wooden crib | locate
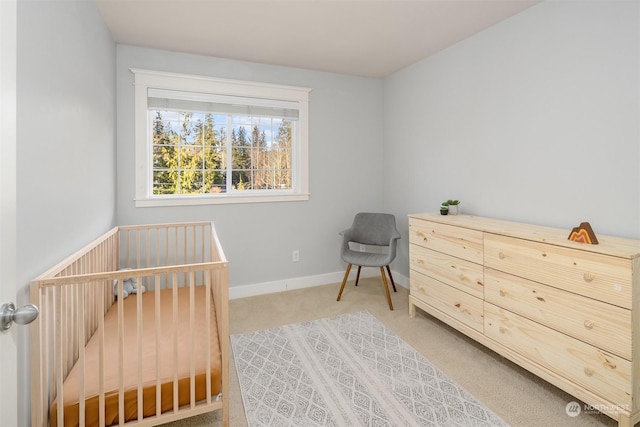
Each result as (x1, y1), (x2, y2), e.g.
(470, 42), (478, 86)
(30, 222), (229, 427)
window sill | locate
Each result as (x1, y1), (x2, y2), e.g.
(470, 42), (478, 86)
(135, 192), (310, 207)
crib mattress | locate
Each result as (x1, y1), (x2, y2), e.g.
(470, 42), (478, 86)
(50, 286), (222, 427)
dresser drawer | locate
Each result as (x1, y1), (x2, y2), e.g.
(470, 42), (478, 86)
(409, 219), (483, 264)
(485, 233), (632, 308)
(485, 268), (631, 359)
(410, 244), (484, 298)
(485, 303), (631, 406)
(410, 271), (484, 332)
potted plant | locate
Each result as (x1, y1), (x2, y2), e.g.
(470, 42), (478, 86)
(440, 203), (449, 215)
(446, 199), (460, 215)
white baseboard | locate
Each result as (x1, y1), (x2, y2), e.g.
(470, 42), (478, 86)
(229, 269), (409, 300)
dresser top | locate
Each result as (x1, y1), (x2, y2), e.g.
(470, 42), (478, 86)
(409, 213), (640, 259)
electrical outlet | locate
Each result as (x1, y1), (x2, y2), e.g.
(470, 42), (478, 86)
(292, 250), (300, 262)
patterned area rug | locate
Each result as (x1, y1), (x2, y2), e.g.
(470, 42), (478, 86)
(231, 311), (508, 427)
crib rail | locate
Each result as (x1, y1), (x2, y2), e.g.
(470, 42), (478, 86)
(30, 222), (229, 427)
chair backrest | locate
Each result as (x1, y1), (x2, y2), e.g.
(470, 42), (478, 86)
(348, 212), (399, 246)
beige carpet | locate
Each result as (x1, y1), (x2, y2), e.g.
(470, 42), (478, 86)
(163, 278), (618, 427)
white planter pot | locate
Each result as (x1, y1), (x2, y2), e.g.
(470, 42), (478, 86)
(448, 205), (460, 215)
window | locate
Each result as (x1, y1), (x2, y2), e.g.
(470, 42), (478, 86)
(132, 69), (310, 206)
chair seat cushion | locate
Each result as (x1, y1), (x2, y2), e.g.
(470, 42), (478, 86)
(342, 249), (392, 267)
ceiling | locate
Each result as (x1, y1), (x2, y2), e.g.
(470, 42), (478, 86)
(95, 0), (541, 78)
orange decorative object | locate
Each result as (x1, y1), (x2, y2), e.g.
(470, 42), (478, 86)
(568, 222), (599, 244)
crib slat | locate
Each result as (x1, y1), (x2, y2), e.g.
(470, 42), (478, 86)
(69, 269), (77, 373)
(124, 229), (130, 270)
(174, 227), (178, 267)
(117, 280), (125, 426)
(165, 227), (169, 272)
(155, 228), (160, 269)
(56, 287), (64, 427)
(192, 226), (196, 264)
(154, 275), (162, 418)
(78, 284), (86, 427)
(99, 287), (106, 427)
(172, 273), (179, 412)
(135, 229), (141, 270)
(183, 227), (187, 273)
(61, 282), (69, 377)
(200, 225), (205, 264)
(189, 272), (195, 408)
(136, 282), (143, 421)
(146, 229), (151, 269)
(47, 289), (55, 420)
(205, 271), (211, 405)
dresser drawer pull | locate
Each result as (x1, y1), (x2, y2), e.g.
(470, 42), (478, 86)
(499, 326), (508, 334)
(584, 320), (594, 330)
(583, 272), (595, 282)
(499, 289), (507, 297)
(498, 252), (506, 260)
(584, 366), (595, 377)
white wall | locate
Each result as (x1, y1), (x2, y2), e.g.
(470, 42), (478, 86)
(384, 0), (640, 274)
(116, 45), (385, 290)
(16, 0), (116, 423)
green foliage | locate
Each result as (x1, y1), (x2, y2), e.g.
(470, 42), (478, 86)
(152, 111), (293, 195)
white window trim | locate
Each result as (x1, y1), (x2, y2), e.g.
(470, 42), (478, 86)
(131, 68), (311, 207)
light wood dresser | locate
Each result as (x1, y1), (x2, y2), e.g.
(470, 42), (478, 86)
(408, 213), (640, 426)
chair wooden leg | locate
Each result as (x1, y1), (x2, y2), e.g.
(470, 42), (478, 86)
(354, 266), (362, 286)
(336, 264), (352, 301)
(385, 265), (397, 292)
(380, 267), (394, 310)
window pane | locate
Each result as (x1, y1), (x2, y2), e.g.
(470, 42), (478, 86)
(214, 125), (226, 148)
(153, 145), (178, 169)
(182, 147), (203, 169)
(232, 170), (252, 190)
(153, 170), (177, 195)
(231, 147), (250, 169)
(179, 170), (203, 194)
(205, 170), (226, 194)
(203, 147), (221, 168)
(276, 169), (291, 189)
(150, 108), (298, 196)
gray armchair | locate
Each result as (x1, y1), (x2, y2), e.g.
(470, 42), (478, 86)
(336, 212), (401, 310)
